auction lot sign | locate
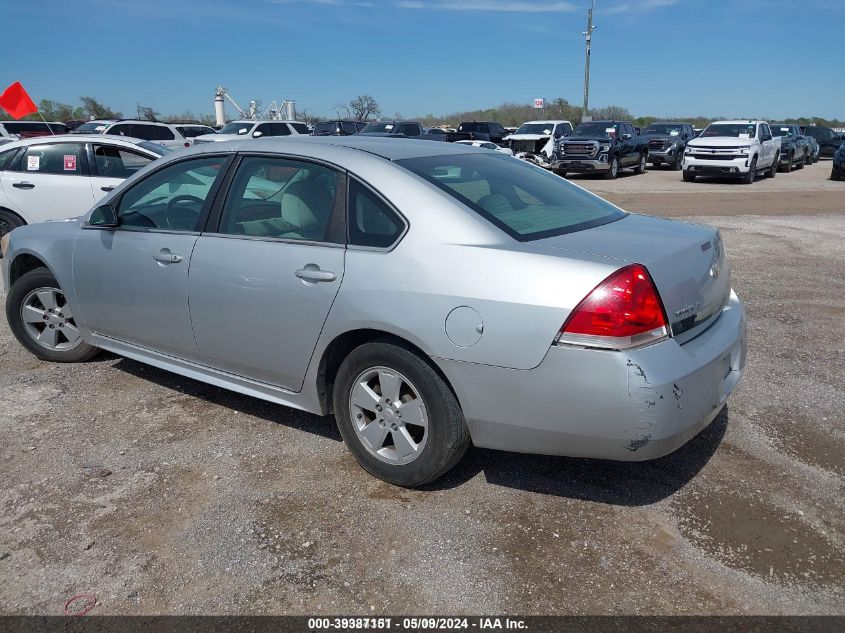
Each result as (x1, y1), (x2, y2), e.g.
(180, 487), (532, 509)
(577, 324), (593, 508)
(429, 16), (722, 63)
(1, 616), (843, 632)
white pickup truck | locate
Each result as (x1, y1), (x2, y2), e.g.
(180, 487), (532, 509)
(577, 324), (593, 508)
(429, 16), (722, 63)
(683, 120), (781, 184)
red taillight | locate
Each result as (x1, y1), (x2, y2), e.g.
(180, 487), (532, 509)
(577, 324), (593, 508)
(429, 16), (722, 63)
(557, 264), (669, 350)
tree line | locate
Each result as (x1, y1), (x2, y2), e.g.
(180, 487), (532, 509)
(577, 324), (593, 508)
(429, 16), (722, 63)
(2, 95), (842, 130)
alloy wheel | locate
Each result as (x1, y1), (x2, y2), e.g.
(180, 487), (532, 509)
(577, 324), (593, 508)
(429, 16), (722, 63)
(20, 287), (83, 351)
(349, 366), (429, 465)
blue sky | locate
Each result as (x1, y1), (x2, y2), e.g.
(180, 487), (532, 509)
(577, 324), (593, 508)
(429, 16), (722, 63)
(1, 0), (842, 120)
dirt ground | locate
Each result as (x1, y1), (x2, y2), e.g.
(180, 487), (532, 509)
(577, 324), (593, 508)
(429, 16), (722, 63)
(0, 161), (843, 615)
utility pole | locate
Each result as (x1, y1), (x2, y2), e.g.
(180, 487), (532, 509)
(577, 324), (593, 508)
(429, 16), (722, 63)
(581, 0), (596, 123)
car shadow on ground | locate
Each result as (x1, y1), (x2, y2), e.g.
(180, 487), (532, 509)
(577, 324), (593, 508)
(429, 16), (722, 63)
(111, 355), (342, 442)
(107, 354), (727, 505)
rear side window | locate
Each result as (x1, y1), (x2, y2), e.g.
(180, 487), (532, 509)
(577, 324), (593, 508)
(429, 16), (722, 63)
(21, 143), (86, 175)
(348, 180), (405, 248)
(93, 145), (154, 178)
(397, 153), (625, 241)
(268, 123), (291, 137)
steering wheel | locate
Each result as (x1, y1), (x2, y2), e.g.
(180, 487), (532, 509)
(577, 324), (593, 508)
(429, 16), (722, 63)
(166, 195), (204, 212)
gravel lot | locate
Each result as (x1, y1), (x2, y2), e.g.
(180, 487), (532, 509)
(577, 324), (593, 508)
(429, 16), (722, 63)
(0, 162), (843, 615)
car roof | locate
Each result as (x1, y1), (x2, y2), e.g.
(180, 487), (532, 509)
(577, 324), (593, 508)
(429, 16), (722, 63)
(520, 120), (569, 125)
(0, 134), (158, 150)
(713, 120), (764, 124)
(185, 135), (480, 162)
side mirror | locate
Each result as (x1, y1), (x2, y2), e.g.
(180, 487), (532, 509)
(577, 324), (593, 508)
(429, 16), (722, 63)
(88, 204), (118, 228)
(253, 131), (263, 138)
(621, 133), (632, 140)
(553, 133), (562, 139)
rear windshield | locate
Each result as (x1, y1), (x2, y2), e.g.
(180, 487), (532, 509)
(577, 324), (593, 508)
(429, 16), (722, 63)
(73, 122), (109, 133)
(360, 122), (394, 133)
(397, 153), (625, 241)
(290, 122), (309, 134)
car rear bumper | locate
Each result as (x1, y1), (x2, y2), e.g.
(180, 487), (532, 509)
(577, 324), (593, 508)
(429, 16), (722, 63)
(437, 290), (746, 461)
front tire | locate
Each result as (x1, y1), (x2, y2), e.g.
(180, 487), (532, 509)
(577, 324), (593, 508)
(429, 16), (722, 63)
(743, 157), (757, 184)
(683, 170), (696, 183)
(797, 151), (806, 169)
(768, 154), (778, 178)
(6, 268), (99, 363)
(634, 152), (647, 175)
(673, 151), (684, 171)
(333, 340), (470, 487)
(604, 155), (620, 180)
(784, 152), (793, 173)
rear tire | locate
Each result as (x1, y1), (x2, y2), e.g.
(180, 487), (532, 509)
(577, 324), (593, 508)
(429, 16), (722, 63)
(6, 268), (100, 363)
(683, 170), (696, 183)
(743, 157), (757, 184)
(0, 208), (25, 238)
(333, 340), (470, 487)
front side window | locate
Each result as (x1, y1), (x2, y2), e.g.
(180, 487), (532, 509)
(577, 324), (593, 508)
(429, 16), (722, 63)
(0, 148), (19, 171)
(115, 156), (227, 231)
(21, 143), (86, 175)
(348, 180), (405, 248)
(217, 156), (341, 242)
(93, 145), (155, 178)
(397, 153), (625, 241)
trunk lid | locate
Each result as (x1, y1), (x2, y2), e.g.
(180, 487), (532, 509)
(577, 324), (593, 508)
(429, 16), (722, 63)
(534, 214), (731, 343)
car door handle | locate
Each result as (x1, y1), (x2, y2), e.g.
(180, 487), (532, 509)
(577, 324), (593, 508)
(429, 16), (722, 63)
(153, 249), (183, 265)
(12, 182), (35, 189)
(101, 186), (115, 192)
(295, 266), (336, 283)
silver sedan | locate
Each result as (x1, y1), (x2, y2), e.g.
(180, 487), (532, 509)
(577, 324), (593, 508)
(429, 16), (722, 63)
(1, 137), (746, 486)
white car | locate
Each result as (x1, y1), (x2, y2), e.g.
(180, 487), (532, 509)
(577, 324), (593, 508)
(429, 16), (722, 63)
(0, 135), (168, 236)
(72, 120), (215, 147)
(194, 120), (309, 144)
(683, 120), (781, 184)
(505, 120), (573, 167)
(455, 140), (514, 155)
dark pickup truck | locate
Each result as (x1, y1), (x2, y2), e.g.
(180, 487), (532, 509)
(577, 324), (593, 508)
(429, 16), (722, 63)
(802, 125), (845, 159)
(422, 128), (473, 143)
(553, 120), (649, 179)
(456, 121), (508, 145)
(770, 123), (811, 172)
(643, 121), (696, 170)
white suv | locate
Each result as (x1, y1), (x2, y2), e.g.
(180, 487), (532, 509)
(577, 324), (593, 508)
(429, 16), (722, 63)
(0, 135), (168, 236)
(194, 120), (309, 144)
(97, 120), (197, 149)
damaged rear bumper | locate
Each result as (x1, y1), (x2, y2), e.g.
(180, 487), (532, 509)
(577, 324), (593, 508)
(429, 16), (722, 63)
(436, 290), (747, 461)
